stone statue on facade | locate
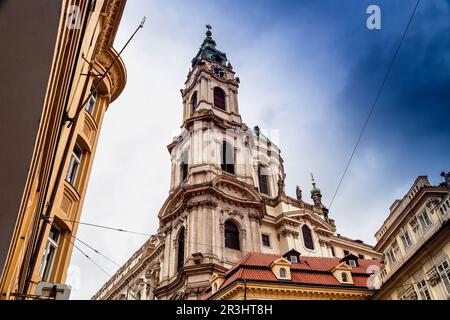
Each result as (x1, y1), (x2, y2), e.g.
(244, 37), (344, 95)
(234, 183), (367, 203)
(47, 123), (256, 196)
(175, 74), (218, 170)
(296, 185), (302, 201)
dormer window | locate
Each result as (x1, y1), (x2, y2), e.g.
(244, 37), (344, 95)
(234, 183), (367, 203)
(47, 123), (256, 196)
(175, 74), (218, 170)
(289, 256), (298, 263)
(341, 272), (348, 283)
(348, 260), (357, 268)
(279, 268), (287, 278)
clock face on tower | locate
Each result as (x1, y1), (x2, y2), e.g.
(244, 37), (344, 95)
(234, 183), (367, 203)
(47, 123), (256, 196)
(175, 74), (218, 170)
(212, 65), (227, 79)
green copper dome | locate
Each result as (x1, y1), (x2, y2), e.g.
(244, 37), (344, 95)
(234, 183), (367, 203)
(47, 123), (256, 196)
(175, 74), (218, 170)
(192, 25), (228, 68)
(252, 126), (271, 143)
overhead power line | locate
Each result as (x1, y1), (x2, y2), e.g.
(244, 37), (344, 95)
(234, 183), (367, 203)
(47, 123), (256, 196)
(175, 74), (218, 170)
(328, 0), (421, 210)
(50, 216), (152, 237)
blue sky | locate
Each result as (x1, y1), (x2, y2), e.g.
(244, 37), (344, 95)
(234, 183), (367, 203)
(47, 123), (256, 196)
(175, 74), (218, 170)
(69, 0), (450, 299)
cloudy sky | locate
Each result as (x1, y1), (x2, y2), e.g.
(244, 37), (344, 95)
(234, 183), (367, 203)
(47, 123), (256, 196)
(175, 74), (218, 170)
(68, 0), (450, 299)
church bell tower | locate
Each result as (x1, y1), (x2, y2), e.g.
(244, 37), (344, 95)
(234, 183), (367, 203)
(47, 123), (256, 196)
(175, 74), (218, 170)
(154, 26), (282, 300)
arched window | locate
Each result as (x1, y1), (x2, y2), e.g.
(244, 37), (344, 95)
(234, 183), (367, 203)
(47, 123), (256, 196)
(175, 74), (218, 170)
(190, 91), (198, 113)
(224, 220), (240, 250)
(302, 225), (314, 250)
(279, 268), (287, 278)
(213, 87), (226, 111)
(341, 272), (348, 283)
(220, 141), (234, 174)
(181, 148), (189, 181)
(258, 166), (269, 195)
(177, 227), (185, 271)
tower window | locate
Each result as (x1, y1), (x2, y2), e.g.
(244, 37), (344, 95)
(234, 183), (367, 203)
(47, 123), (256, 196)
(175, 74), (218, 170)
(220, 141), (234, 174)
(177, 227), (185, 272)
(258, 166), (269, 195)
(181, 148), (189, 182)
(261, 234), (270, 247)
(302, 225), (314, 250)
(66, 144), (83, 186)
(213, 87), (226, 111)
(224, 220), (240, 250)
(190, 91), (198, 113)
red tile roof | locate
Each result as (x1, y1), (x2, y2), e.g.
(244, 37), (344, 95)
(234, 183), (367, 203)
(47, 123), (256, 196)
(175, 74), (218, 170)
(219, 252), (382, 291)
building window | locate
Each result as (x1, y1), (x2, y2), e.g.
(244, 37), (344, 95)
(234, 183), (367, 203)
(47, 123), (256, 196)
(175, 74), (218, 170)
(279, 268), (287, 278)
(220, 141), (234, 174)
(330, 246), (336, 257)
(258, 166), (269, 195)
(261, 234), (270, 247)
(177, 227), (185, 272)
(417, 279), (432, 300)
(437, 259), (450, 295)
(418, 211), (432, 230)
(39, 225), (60, 281)
(213, 87), (226, 111)
(289, 255), (298, 263)
(66, 145), (83, 186)
(224, 220), (240, 250)
(400, 230), (413, 249)
(341, 272), (348, 283)
(302, 225), (314, 250)
(85, 89), (97, 115)
(181, 148), (189, 182)
(348, 260), (357, 268)
(386, 248), (397, 265)
(190, 91), (198, 113)
(343, 250), (349, 256)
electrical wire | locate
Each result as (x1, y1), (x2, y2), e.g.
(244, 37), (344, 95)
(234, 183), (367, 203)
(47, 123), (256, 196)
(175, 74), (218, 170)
(328, 0), (421, 210)
(49, 216), (152, 237)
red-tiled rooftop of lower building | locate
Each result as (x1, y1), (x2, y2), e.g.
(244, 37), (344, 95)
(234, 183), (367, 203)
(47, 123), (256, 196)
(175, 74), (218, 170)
(219, 252), (382, 291)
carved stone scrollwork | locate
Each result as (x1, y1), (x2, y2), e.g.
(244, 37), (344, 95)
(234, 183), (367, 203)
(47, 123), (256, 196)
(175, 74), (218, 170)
(427, 268), (441, 286)
(277, 222), (299, 239)
(409, 216), (419, 232)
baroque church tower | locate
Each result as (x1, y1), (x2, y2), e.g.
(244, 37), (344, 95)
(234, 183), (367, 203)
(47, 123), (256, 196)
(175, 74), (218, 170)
(92, 27), (381, 301)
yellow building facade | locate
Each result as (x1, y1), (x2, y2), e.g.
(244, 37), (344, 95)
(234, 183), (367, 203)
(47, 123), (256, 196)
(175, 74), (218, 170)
(0, 0), (127, 299)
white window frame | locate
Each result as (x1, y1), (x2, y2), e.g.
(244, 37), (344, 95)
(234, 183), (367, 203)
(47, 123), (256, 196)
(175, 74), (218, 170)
(386, 248), (397, 265)
(66, 145), (82, 186)
(85, 89), (97, 115)
(348, 260), (357, 268)
(418, 211), (432, 230)
(400, 229), (413, 249)
(416, 279), (432, 300)
(289, 255), (298, 263)
(437, 259), (450, 296)
(39, 226), (60, 281)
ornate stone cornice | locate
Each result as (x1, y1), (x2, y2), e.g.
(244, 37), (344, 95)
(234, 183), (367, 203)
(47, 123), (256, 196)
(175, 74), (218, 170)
(93, 0), (127, 102)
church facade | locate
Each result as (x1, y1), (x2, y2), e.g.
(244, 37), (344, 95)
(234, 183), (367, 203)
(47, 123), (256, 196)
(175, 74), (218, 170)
(92, 28), (381, 300)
